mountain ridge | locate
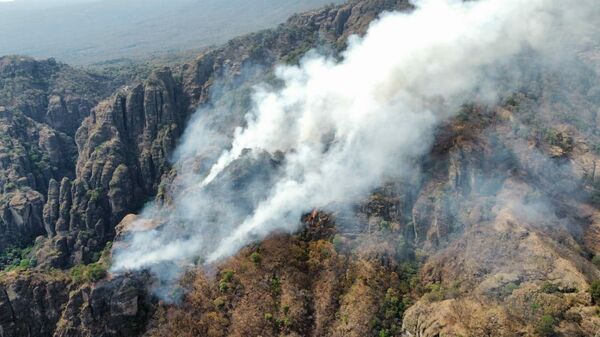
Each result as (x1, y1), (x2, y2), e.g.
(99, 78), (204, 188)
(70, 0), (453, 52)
(1, 0), (600, 336)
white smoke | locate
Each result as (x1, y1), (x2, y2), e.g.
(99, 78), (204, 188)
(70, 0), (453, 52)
(112, 0), (597, 273)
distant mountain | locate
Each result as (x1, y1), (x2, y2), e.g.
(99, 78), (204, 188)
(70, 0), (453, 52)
(0, 0), (344, 64)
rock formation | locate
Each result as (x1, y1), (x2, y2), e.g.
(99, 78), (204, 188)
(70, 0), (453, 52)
(1, 0), (600, 336)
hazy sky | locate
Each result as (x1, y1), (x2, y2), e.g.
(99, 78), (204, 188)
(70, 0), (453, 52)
(0, 0), (99, 5)
(0, 0), (99, 6)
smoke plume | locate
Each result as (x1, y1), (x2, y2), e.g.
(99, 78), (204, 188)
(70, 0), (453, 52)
(111, 0), (597, 279)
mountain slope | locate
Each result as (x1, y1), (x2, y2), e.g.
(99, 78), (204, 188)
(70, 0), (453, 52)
(1, 0), (600, 337)
(0, 1), (415, 336)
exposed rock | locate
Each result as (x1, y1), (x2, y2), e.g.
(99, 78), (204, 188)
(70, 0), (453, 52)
(54, 274), (153, 337)
(2, 1), (600, 337)
(36, 0), (415, 267)
(0, 270), (153, 337)
(0, 56), (119, 135)
(0, 56), (119, 251)
(43, 179), (60, 237)
(56, 178), (72, 234)
(0, 271), (70, 337)
(0, 189), (45, 250)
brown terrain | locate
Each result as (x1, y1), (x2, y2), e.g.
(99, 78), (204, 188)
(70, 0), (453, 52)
(1, 1), (600, 336)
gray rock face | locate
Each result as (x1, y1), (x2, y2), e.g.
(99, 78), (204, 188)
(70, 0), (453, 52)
(33, 0), (413, 268)
(0, 56), (122, 251)
(43, 179), (60, 237)
(0, 190), (46, 250)
(0, 1), (416, 336)
(54, 274), (153, 337)
(39, 68), (188, 266)
(0, 117), (69, 251)
(0, 271), (152, 337)
(0, 56), (118, 136)
(0, 272), (70, 337)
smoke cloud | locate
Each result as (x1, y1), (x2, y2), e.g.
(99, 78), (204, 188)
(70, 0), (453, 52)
(111, 0), (598, 279)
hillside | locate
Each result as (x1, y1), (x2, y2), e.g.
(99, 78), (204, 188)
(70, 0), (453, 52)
(1, 0), (600, 337)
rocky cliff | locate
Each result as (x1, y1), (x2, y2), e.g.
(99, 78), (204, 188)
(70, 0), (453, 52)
(32, 0), (414, 270)
(0, 56), (122, 255)
(0, 269), (151, 337)
(0, 2), (415, 336)
(1, 0), (600, 336)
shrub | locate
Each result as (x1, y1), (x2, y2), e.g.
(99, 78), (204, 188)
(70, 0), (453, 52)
(283, 43), (312, 65)
(0, 245), (34, 271)
(374, 288), (408, 337)
(156, 181), (168, 200)
(592, 255), (600, 268)
(332, 235), (343, 251)
(192, 256), (204, 265)
(591, 143), (600, 155)
(221, 270), (233, 282)
(379, 329), (391, 337)
(378, 220), (391, 230)
(270, 276), (281, 295)
(335, 39), (347, 51)
(86, 188), (103, 203)
(219, 270), (234, 293)
(382, 288), (404, 320)
(91, 252), (101, 263)
(505, 94), (521, 107)
(592, 193), (600, 208)
(535, 314), (556, 337)
(542, 128), (573, 153)
(70, 265), (87, 282)
(541, 281), (560, 294)
(4, 182), (16, 192)
(276, 317), (292, 328)
(590, 280), (600, 304)
(398, 261), (421, 295)
(18, 259), (30, 268)
(168, 287), (185, 303)
(218, 281), (229, 292)
(499, 282), (519, 299)
(70, 262), (107, 283)
(87, 263), (107, 281)
(456, 104), (474, 123)
(250, 252), (261, 265)
(423, 282), (459, 302)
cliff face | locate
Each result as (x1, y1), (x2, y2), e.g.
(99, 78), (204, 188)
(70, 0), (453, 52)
(32, 0), (414, 270)
(0, 2), (414, 336)
(1, 0), (600, 336)
(0, 56), (114, 136)
(0, 270), (151, 337)
(0, 56), (119, 254)
(35, 67), (187, 268)
(0, 271), (70, 337)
